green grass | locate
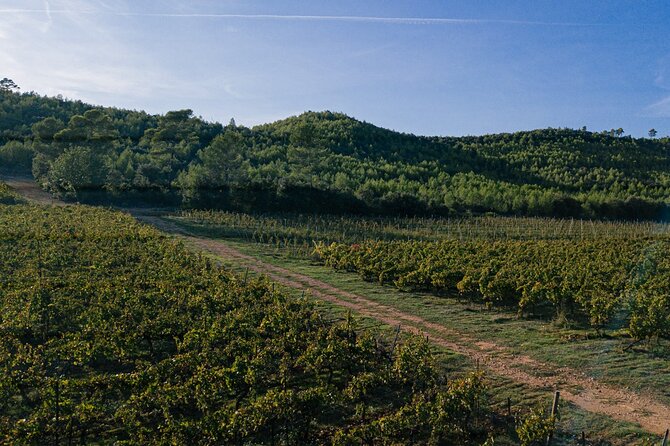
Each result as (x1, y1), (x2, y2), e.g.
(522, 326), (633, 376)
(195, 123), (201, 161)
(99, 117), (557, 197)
(212, 237), (670, 399)
(169, 225), (665, 445)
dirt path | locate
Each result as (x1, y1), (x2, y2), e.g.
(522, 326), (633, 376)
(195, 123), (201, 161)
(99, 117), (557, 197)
(1, 174), (67, 206)
(2, 176), (667, 437)
(136, 214), (670, 436)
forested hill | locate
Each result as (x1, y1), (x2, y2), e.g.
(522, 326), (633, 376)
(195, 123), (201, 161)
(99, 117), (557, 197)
(1, 87), (669, 219)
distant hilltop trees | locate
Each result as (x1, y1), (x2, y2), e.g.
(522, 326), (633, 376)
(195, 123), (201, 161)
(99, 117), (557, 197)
(0, 78), (19, 93)
(0, 85), (669, 219)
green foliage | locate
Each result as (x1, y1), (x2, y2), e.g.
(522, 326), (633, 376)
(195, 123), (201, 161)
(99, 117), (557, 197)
(515, 407), (555, 446)
(32, 116), (65, 141)
(0, 204), (491, 444)
(184, 209), (670, 239)
(629, 281), (670, 342)
(178, 209), (670, 341)
(46, 147), (109, 195)
(176, 129), (249, 203)
(0, 91), (90, 145)
(0, 181), (23, 204)
(0, 140), (33, 170)
(1, 90), (670, 218)
(0, 78), (19, 93)
(313, 237), (668, 332)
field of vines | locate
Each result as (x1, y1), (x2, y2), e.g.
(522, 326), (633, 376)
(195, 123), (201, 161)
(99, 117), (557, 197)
(314, 238), (670, 340)
(0, 202), (504, 445)
(174, 210), (670, 341)
(175, 210), (670, 257)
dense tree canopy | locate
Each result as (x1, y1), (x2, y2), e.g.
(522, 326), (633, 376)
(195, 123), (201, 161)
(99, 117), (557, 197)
(1, 89), (669, 219)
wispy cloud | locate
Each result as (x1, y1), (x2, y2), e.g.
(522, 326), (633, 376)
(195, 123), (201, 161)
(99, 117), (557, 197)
(42, 0), (53, 32)
(0, 9), (603, 27)
(0, 0), (185, 102)
(642, 54), (670, 117)
(654, 55), (670, 90)
(644, 96), (670, 118)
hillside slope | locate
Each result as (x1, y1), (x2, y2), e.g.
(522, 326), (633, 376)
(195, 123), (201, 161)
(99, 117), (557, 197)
(1, 91), (669, 219)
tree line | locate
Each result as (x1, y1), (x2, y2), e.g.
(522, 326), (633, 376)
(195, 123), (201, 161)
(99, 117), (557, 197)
(1, 83), (670, 219)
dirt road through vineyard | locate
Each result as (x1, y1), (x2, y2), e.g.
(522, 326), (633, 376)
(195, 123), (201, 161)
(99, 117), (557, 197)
(136, 214), (670, 436)
(2, 176), (668, 436)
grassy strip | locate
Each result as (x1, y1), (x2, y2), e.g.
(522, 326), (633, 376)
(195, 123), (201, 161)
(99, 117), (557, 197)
(169, 227), (658, 444)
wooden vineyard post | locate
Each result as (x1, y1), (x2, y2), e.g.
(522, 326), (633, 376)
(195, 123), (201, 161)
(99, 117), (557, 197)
(507, 397), (511, 418)
(550, 390), (560, 417)
(546, 391), (560, 446)
(662, 429), (669, 446)
(581, 431), (586, 446)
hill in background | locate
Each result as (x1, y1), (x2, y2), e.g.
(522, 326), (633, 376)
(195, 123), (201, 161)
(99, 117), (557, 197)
(1, 89), (669, 219)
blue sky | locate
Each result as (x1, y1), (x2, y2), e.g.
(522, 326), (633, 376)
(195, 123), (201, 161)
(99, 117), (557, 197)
(1, 0), (669, 137)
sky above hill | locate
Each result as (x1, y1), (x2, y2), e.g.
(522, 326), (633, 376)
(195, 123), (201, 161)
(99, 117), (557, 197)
(1, 0), (669, 137)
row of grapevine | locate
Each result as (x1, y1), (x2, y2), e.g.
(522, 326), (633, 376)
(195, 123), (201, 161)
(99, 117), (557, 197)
(314, 238), (670, 338)
(177, 209), (670, 245)
(0, 203), (496, 444)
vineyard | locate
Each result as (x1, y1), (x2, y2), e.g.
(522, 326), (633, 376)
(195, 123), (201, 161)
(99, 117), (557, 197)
(313, 238), (670, 340)
(163, 208), (670, 440)
(0, 202), (507, 445)
(174, 209), (670, 257)
(173, 210), (670, 341)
